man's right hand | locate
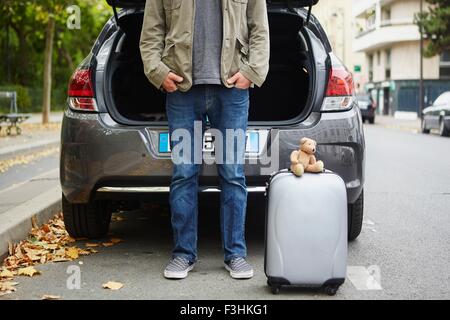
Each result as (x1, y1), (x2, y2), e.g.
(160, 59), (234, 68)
(162, 72), (184, 93)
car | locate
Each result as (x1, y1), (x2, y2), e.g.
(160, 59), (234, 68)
(421, 91), (450, 137)
(60, 0), (366, 241)
(356, 94), (376, 124)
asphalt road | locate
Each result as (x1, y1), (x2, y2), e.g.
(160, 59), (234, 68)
(2, 124), (449, 300)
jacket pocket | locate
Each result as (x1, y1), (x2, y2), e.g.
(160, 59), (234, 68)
(232, 0), (248, 3)
(236, 37), (249, 56)
(163, 0), (182, 10)
(162, 42), (175, 58)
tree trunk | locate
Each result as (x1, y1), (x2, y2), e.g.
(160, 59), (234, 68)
(42, 16), (55, 124)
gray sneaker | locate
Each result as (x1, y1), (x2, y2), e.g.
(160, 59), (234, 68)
(224, 257), (254, 279)
(164, 257), (194, 279)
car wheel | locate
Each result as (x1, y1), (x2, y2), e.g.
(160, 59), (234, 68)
(369, 118), (375, 124)
(348, 190), (364, 241)
(439, 119), (449, 137)
(62, 193), (112, 239)
(421, 118), (430, 134)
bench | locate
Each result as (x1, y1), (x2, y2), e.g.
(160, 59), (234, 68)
(0, 91), (31, 135)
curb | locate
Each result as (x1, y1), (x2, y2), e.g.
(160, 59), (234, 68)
(0, 139), (60, 160)
(0, 186), (62, 260)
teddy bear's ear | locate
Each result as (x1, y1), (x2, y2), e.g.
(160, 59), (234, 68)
(300, 138), (308, 145)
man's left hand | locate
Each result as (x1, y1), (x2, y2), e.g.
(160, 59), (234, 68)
(227, 72), (252, 89)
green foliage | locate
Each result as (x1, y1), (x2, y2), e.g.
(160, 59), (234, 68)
(0, 0), (112, 110)
(415, 0), (450, 57)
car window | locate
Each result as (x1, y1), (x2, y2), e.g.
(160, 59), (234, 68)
(357, 96), (371, 102)
(434, 92), (450, 107)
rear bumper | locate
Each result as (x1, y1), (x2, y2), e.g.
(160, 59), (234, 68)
(60, 105), (365, 204)
(360, 108), (375, 119)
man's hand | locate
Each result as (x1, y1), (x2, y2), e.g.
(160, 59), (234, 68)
(162, 72), (184, 92)
(227, 72), (252, 89)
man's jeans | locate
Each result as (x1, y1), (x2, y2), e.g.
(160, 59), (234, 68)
(166, 84), (249, 263)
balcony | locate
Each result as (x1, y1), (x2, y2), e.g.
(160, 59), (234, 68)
(353, 0), (397, 18)
(354, 19), (420, 52)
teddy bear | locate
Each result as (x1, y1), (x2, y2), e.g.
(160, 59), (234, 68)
(290, 137), (324, 177)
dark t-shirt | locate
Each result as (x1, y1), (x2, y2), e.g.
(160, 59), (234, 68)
(192, 0), (223, 85)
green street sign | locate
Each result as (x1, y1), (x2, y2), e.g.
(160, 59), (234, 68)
(354, 65), (362, 72)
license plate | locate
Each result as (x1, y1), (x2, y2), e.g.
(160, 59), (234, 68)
(158, 131), (259, 154)
(358, 102), (369, 110)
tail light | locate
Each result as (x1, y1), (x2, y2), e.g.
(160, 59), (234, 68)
(68, 58), (97, 112)
(321, 55), (355, 112)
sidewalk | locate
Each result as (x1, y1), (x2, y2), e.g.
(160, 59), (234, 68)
(0, 112), (63, 258)
(0, 112), (62, 159)
(374, 115), (421, 133)
(26, 111), (64, 124)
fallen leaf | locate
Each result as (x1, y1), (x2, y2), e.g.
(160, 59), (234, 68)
(66, 247), (79, 260)
(17, 266), (40, 277)
(112, 216), (125, 222)
(66, 237), (76, 243)
(102, 242), (114, 247)
(110, 238), (123, 244)
(0, 269), (15, 278)
(52, 257), (71, 263)
(102, 281), (124, 290)
(8, 242), (14, 255)
(31, 215), (38, 229)
(42, 224), (51, 233)
(0, 281), (18, 292)
(41, 294), (61, 300)
(85, 243), (100, 248)
(78, 249), (93, 256)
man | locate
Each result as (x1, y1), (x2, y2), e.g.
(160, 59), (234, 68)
(140, 0), (270, 280)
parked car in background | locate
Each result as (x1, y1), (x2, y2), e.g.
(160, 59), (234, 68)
(60, 0), (366, 242)
(421, 91), (450, 137)
(356, 95), (376, 124)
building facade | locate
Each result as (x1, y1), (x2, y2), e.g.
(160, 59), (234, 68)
(313, 0), (366, 91)
(352, 0), (450, 118)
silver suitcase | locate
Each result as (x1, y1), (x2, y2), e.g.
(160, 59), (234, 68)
(264, 170), (348, 295)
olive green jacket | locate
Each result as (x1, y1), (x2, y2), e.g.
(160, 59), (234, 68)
(139, 0), (270, 91)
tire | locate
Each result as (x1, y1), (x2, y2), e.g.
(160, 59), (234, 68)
(439, 119), (449, 137)
(368, 118), (375, 124)
(324, 285), (339, 296)
(348, 190), (364, 241)
(421, 118), (430, 134)
(62, 193), (112, 239)
(270, 286), (280, 295)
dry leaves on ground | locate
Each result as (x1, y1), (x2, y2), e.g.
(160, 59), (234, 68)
(17, 266), (40, 277)
(2, 214), (93, 272)
(102, 281), (124, 291)
(41, 294), (61, 300)
(111, 214), (125, 222)
(0, 281), (18, 295)
(0, 147), (59, 173)
(1, 213), (125, 296)
(0, 214), (96, 296)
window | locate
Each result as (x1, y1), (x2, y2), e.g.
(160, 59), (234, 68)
(368, 54), (374, 82)
(385, 49), (391, 80)
(377, 51), (381, 66)
(440, 50), (450, 79)
(382, 7), (391, 25)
